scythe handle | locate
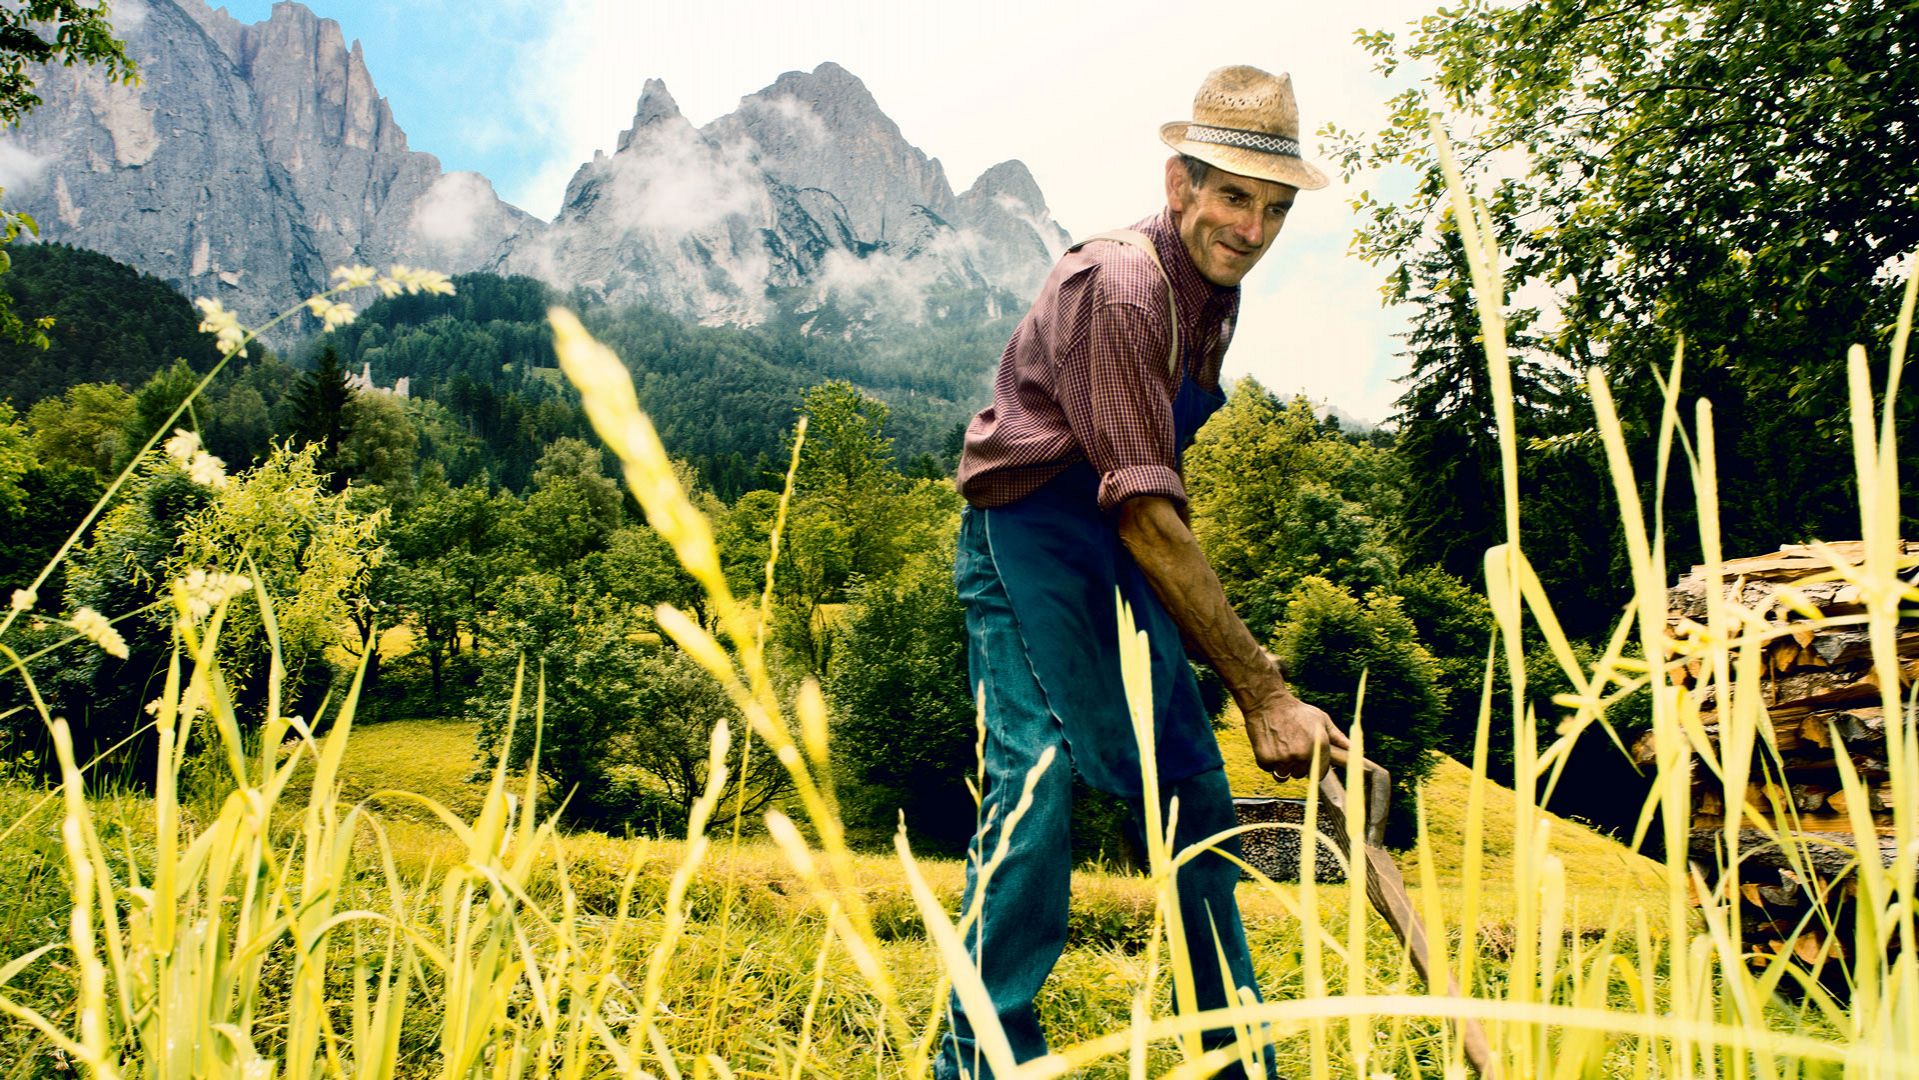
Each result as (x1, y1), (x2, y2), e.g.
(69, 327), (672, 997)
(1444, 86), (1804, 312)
(1289, 762), (1502, 1079)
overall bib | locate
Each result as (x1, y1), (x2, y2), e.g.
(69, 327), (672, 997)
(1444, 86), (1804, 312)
(938, 233), (1272, 1080)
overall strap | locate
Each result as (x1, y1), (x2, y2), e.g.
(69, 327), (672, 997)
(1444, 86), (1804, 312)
(1066, 229), (1179, 377)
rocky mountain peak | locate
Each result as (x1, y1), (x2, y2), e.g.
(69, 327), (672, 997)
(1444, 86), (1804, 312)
(757, 61), (890, 135)
(955, 160), (1072, 297)
(15, 11), (1061, 332)
(7, 0), (534, 328)
(964, 160), (1050, 217)
(705, 62), (959, 249)
(241, 0), (402, 156)
(617, 78), (687, 151)
(178, 0), (248, 60)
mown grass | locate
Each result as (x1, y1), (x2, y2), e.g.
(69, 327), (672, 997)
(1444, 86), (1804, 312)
(0, 727), (1832, 1078)
(330, 714), (1666, 923)
(0, 766), (1569, 1078)
(0, 711), (1675, 1075)
(1221, 730), (1665, 908)
(261, 709), (1662, 926)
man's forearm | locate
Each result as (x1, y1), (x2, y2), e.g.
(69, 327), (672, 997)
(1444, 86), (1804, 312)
(1115, 494), (1287, 710)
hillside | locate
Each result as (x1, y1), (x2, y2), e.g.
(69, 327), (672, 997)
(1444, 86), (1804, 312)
(0, 243), (220, 406)
(328, 717), (1664, 920)
(1217, 735), (1664, 899)
(4, 252), (1007, 496)
(331, 271), (1009, 491)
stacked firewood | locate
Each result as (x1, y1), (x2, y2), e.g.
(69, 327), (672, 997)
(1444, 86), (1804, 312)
(1234, 797), (1346, 883)
(1635, 542), (1918, 979)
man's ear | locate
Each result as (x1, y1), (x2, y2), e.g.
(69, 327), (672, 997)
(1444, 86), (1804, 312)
(1165, 156), (1193, 212)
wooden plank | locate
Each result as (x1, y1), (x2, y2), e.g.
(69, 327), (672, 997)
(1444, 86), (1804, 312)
(1770, 640), (1799, 674)
(1793, 629), (1919, 671)
(1792, 932), (1825, 965)
(1691, 807), (1892, 835)
(1667, 558), (1911, 621)
(1795, 706), (1887, 747)
(1695, 666), (1910, 718)
(1686, 541), (1919, 584)
(1785, 811), (1894, 834)
(1826, 785), (1896, 814)
(1787, 781), (1833, 812)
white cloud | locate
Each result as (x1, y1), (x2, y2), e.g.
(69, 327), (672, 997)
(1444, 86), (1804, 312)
(815, 249), (940, 325)
(1227, 242), (1408, 427)
(992, 191), (1068, 262)
(598, 126), (768, 237)
(113, 0), (148, 32)
(456, 114), (517, 155)
(410, 171), (499, 248)
(812, 224), (988, 324)
(0, 139), (50, 193)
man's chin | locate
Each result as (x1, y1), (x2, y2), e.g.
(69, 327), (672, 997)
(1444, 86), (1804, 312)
(1205, 252), (1258, 286)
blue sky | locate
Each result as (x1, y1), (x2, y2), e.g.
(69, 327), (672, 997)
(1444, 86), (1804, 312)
(205, 0), (1432, 423)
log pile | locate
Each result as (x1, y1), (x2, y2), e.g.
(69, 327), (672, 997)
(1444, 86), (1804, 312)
(1233, 797), (1346, 883)
(1635, 542), (1918, 981)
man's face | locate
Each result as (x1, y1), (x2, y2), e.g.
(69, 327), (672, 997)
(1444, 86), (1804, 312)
(1165, 160), (1297, 287)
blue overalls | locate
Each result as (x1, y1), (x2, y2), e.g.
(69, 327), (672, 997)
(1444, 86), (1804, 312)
(937, 248), (1272, 1078)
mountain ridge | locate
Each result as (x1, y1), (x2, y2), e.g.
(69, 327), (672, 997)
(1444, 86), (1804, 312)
(1, 0), (1066, 332)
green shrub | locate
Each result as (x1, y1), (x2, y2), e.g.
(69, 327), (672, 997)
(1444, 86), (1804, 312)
(476, 606), (788, 834)
(1274, 576), (1444, 843)
(825, 544), (976, 851)
(1389, 566), (1496, 765)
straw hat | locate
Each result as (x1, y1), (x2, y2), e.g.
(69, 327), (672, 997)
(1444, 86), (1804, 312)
(1159, 66), (1329, 191)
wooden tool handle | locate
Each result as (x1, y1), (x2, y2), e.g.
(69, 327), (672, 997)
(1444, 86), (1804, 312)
(1285, 764), (1502, 1079)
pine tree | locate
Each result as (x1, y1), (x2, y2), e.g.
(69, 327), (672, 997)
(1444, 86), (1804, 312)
(1387, 213), (1617, 636)
(285, 343), (355, 489)
(1389, 215), (1556, 581)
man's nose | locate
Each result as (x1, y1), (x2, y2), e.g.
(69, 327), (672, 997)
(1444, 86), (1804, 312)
(1234, 210), (1266, 249)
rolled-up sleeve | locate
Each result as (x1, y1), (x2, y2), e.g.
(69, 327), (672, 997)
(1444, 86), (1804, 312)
(1056, 298), (1183, 513)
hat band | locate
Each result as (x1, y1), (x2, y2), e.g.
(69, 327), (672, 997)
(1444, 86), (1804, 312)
(1185, 123), (1300, 159)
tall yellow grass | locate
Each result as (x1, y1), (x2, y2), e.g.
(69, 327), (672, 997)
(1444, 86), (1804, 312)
(0, 146), (1912, 1077)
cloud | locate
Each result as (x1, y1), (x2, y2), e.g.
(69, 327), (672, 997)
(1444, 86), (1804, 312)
(598, 127), (768, 237)
(812, 237), (964, 326)
(990, 191), (1068, 262)
(113, 0), (148, 33)
(508, 121), (781, 323)
(812, 217), (1015, 325)
(455, 114), (517, 156)
(812, 249), (934, 325)
(0, 139), (50, 193)
(1225, 232), (1406, 427)
(744, 94), (829, 145)
(410, 171), (500, 248)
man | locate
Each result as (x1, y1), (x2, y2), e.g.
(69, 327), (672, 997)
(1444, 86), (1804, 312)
(938, 66), (1351, 1080)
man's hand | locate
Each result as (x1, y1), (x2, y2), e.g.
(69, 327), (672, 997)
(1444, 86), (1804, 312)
(1243, 688), (1349, 780)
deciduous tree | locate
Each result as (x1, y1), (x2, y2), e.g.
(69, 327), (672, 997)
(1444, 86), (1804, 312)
(1330, 0), (1919, 563)
(826, 544), (975, 850)
(1275, 576), (1444, 842)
